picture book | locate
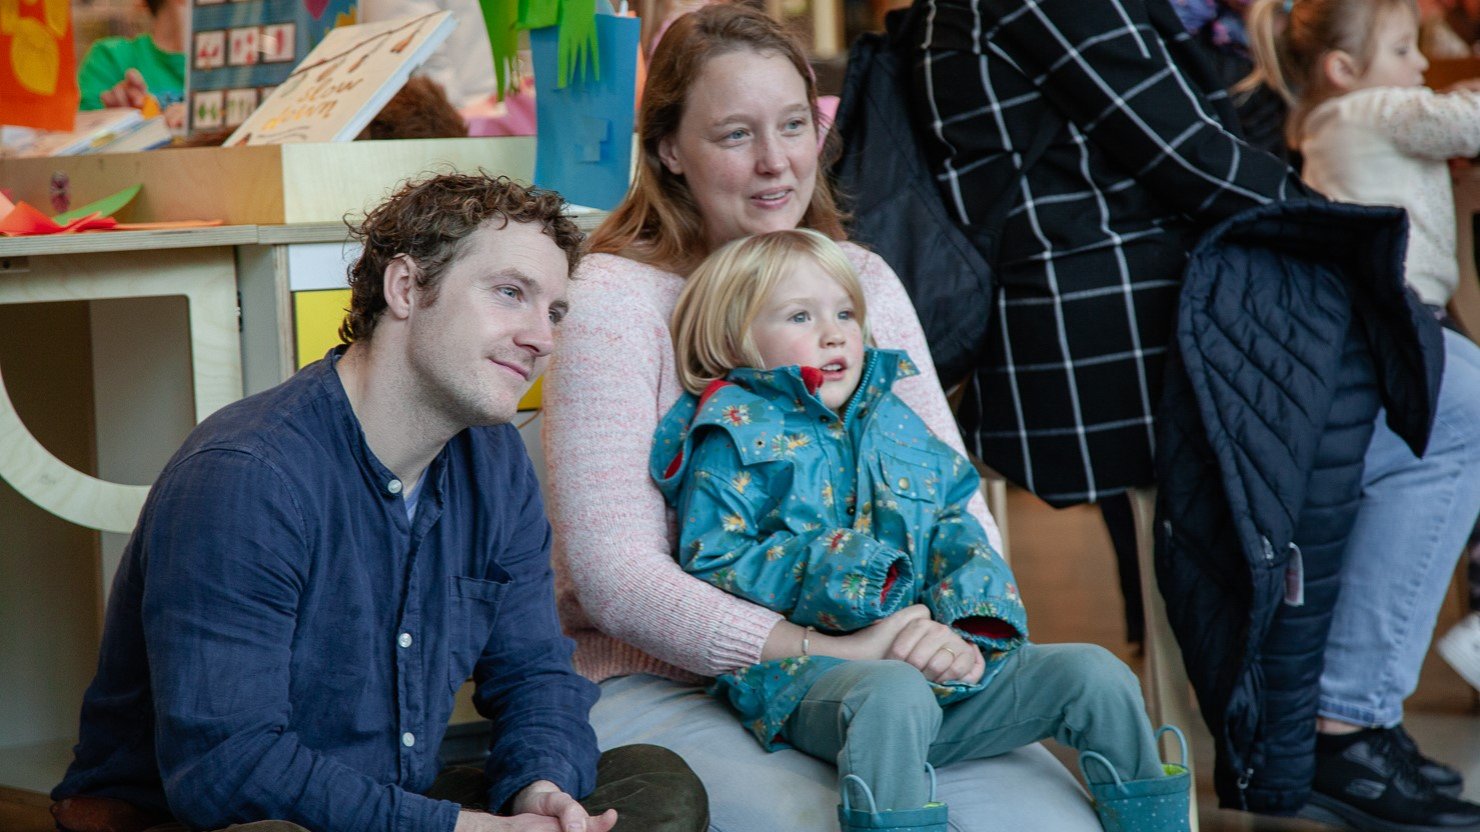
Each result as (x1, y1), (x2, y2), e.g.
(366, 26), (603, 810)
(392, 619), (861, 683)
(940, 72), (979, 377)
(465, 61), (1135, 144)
(187, 0), (359, 135)
(0, 109), (170, 157)
(222, 10), (455, 145)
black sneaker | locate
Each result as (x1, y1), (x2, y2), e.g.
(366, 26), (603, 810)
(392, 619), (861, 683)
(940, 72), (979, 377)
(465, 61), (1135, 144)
(1391, 724), (1465, 797)
(1299, 727), (1480, 831)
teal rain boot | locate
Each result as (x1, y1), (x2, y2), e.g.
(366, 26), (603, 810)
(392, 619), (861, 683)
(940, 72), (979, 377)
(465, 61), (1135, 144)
(1078, 725), (1193, 832)
(837, 764), (950, 832)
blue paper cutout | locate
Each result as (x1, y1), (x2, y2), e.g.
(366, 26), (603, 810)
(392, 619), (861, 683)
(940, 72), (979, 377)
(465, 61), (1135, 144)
(531, 13), (638, 211)
(577, 116), (610, 162)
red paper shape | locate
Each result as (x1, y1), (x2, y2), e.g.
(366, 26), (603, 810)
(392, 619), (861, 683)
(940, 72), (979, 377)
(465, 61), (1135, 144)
(0, 202), (119, 236)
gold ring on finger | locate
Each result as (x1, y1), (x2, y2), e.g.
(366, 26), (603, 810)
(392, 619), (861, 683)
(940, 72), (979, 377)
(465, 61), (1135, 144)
(937, 645), (959, 659)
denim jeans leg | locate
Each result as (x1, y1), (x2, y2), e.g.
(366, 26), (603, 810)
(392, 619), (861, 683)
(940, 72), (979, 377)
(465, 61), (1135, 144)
(1319, 330), (1480, 726)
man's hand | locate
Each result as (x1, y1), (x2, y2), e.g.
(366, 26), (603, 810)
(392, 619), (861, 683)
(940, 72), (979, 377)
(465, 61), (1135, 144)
(99, 68), (152, 109)
(510, 780), (617, 832)
(454, 810), (558, 831)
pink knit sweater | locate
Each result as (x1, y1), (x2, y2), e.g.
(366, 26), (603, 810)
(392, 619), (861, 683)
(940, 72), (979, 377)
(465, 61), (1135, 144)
(542, 246), (1002, 684)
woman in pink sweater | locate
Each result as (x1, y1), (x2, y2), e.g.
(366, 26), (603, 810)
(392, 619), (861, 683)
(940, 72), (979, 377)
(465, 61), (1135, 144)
(541, 5), (1100, 829)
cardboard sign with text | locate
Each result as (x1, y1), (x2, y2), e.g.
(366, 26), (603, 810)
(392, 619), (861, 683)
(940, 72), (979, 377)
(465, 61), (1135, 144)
(222, 10), (453, 144)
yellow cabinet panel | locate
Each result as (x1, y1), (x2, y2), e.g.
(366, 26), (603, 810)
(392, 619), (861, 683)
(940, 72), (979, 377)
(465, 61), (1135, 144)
(291, 289), (543, 410)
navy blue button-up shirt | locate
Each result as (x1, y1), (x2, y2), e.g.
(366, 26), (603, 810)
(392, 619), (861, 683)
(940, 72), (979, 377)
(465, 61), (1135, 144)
(54, 351), (600, 832)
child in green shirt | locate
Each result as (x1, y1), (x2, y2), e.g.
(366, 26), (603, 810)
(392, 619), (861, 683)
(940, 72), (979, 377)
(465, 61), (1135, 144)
(78, 0), (187, 123)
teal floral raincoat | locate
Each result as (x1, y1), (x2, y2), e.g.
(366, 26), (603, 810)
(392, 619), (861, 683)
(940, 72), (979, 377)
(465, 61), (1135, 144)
(650, 348), (1028, 749)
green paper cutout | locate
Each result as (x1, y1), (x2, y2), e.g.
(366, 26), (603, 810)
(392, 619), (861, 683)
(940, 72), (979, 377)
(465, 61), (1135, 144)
(480, 0), (521, 99)
(556, 0), (600, 88)
(519, 0), (558, 29)
(480, 0), (602, 98)
(52, 184), (143, 225)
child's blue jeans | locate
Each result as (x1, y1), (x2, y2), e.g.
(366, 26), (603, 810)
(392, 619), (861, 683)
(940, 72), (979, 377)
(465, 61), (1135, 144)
(1320, 329), (1480, 726)
(783, 643), (1162, 811)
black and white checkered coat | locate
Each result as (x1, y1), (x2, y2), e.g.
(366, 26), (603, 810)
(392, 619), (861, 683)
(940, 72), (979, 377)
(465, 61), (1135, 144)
(911, 0), (1312, 506)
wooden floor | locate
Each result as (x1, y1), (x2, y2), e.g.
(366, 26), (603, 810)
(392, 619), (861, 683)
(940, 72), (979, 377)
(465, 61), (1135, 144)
(0, 789), (51, 832)
(5, 486), (1477, 831)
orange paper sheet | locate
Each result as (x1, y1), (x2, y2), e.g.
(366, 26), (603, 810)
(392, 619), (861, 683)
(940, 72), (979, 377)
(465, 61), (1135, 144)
(0, 184), (220, 236)
(0, 201), (118, 235)
(111, 220), (225, 230)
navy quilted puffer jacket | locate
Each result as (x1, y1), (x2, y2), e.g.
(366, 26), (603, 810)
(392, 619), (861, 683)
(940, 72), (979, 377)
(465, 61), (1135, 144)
(1155, 200), (1444, 814)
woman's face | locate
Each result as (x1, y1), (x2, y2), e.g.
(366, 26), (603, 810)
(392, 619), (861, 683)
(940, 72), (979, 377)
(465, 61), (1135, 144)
(658, 48), (818, 249)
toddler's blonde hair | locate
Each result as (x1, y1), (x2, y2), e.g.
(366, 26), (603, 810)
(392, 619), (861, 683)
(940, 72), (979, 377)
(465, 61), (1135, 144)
(671, 229), (869, 396)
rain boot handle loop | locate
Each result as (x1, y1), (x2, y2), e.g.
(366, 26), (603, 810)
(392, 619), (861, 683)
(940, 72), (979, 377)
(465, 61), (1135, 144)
(1157, 725), (1189, 768)
(839, 764), (940, 813)
(1078, 751), (1126, 793)
(1077, 725), (1189, 792)
(840, 774), (879, 815)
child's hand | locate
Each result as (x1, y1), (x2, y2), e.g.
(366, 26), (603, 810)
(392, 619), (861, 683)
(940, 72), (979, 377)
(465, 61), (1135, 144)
(1444, 77), (1480, 93)
(887, 616), (986, 685)
(100, 69), (152, 109)
(830, 604), (932, 661)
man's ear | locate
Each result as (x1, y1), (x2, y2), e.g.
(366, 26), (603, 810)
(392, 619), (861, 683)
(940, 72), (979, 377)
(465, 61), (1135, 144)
(383, 255), (418, 321)
(1323, 49), (1363, 91)
(657, 134), (684, 176)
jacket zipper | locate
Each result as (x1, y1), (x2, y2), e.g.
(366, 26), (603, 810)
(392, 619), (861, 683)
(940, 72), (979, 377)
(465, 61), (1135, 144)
(1236, 766), (1254, 810)
(842, 351), (880, 428)
(1168, 518), (1261, 811)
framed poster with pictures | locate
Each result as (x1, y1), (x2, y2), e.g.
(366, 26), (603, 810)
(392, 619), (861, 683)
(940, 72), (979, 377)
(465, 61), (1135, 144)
(187, 0), (358, 135)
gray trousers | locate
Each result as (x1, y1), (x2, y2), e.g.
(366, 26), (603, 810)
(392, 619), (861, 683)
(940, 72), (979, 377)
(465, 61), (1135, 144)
(784, 643), (1163, 811)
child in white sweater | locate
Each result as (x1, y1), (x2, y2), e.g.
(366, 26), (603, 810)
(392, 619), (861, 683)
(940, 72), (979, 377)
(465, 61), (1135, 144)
(1246, 0), (1480, 307)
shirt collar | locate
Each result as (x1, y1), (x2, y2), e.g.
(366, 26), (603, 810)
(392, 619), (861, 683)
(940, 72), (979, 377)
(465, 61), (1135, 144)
(314, 346), (451, 508)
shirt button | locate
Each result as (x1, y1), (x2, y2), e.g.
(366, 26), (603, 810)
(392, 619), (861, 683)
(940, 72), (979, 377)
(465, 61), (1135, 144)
(401, 732), (416, 747)
(387, 479), (403, 495)
(898, 478), (910, 490)
(398, 632), (412, 648)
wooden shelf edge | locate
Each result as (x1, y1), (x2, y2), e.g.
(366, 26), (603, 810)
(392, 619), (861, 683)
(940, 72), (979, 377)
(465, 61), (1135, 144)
(0, 738), (75, 799)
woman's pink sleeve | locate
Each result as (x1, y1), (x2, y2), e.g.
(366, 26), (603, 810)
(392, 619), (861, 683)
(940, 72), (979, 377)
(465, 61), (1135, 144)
(542, 258), (782, 675)
(854, 249), (1005, 552)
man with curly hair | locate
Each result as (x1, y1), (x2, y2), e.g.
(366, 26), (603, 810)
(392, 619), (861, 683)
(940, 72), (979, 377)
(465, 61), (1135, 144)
(48, 174), (708, 832)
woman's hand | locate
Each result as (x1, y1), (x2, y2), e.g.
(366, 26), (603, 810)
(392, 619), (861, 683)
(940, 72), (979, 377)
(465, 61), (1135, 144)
(828, 604), (933, 661)
(886, 614), (986, 685)
(766, 605), (986, 684)
(767, 604), (933, 662)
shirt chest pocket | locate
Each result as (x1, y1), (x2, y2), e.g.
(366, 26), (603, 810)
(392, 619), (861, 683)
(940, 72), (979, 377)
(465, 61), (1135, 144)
(872, 452), (944, 545)
(447, 571), (511, 693)
(875, 452), (941, 503)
